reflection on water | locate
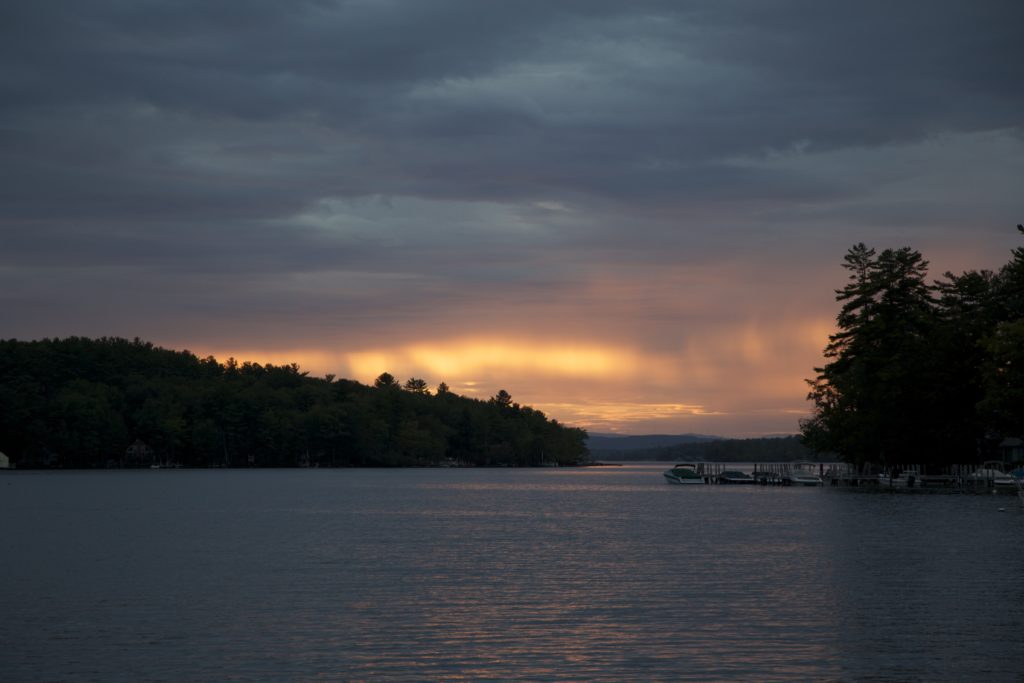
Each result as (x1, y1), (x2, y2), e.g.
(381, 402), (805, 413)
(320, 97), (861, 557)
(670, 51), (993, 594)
(2, 465), (1023, 681)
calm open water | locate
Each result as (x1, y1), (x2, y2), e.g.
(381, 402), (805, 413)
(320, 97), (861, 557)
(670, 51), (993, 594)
(2, 464), (1023, 682)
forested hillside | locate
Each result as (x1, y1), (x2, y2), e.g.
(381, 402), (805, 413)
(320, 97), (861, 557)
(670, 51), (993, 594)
(0, 337), (587, 468)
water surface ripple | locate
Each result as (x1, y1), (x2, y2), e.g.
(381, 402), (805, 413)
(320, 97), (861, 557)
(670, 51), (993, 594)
(2, 465), (1022, 681)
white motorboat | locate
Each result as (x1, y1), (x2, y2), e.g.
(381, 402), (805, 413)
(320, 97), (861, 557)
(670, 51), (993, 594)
(968, 462), (1018, 492)
(786, 462), (823, 486)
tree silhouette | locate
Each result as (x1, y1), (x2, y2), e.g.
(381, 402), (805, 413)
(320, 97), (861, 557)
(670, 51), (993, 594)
(803, 229), (1024, 467)
(0, 338), (588, 468)
(403, 377), (429, 394)
(490, 389), (513, 407)
(373, 372), (398, 389)
(803, 245), (936, 466)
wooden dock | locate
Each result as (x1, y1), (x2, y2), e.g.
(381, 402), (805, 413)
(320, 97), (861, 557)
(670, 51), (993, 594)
(675, 462), (1022, 493)
(814, 462), (1014, 491)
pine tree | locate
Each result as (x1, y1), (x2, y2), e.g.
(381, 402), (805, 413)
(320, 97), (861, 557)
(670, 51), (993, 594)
(802, 245), (934, 466)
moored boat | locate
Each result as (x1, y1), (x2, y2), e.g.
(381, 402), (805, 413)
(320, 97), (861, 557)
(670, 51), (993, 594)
(718, 470), (755, 484)
(877, 471), (919, 489)
(785, 461), (823, 486)
(968, 461), (1018, 492)
(962, 462), (1019, 493)
(664, 463), (705, 485)
(754, 470), (784, 485)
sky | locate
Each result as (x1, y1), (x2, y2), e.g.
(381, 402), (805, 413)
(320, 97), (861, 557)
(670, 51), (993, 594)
(3, 1), (1023, 436)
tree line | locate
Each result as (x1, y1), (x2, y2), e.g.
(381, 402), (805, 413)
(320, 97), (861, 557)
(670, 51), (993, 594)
(0, 337), (588, 468)
(801, 227), (1024, 468)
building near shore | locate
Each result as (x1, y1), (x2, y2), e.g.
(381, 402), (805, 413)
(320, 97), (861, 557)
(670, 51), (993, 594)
(124, 440), (154, 468)
(999, 438), (1023, 463)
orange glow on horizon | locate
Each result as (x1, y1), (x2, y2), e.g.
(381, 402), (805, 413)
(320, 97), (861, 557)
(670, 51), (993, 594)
(346, 339), (679, 384)
(188, 316), (833, 436)
(532, 400), (722, 431)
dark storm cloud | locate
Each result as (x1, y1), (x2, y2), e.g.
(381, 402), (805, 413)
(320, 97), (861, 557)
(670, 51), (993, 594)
(2, 0), (1023, 328)
(5, 1), (1021, 183)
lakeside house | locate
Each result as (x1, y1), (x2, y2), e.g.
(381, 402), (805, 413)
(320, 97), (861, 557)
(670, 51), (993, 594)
(124, 439), (155, 468)
(999, 438), (1023, 464)
(0, 451), (9, 469)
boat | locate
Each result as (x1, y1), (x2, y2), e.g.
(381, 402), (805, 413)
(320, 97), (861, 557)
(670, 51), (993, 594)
(785, 462), (823, 486)
(754, 470), (784, 485)
(877, 470), (919, 489)
(718, 470), (755, 484)
(822, 464), (853, 483)
(664, 463), (705, 485)
(968, 462), (1018, 492)
(1012, 467), (1024, 504)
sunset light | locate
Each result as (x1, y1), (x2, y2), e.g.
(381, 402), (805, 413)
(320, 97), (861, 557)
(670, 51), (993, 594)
(188, 313), (835, 435)
(4, 2), (1020, 440)
(4, 4), (1023, 680)
(350, 340), (659, 382)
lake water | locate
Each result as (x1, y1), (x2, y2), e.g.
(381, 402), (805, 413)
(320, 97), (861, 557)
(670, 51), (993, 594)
(2, 464), (1023, 682)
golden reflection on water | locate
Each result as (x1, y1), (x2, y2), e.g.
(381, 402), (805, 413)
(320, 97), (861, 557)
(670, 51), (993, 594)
(329, 468), (849, 681)
(6, 468), (1022, 681)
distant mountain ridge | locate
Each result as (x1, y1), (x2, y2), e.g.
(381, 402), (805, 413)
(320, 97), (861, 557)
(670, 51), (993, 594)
(586, 433), (720, 452)
(588, 434), (822, 463)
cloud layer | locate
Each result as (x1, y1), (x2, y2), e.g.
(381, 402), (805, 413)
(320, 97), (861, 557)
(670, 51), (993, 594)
(3, 1), (1023, 434)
